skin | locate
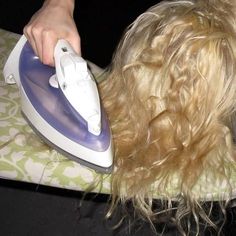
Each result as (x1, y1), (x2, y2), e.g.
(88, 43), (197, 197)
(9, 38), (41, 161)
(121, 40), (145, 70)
(24, 0), (80, 66)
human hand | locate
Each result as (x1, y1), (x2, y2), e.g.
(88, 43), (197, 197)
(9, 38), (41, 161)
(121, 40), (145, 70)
(24, 0), (81, 66)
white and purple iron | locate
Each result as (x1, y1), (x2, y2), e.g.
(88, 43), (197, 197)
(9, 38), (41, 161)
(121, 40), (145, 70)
(3, 35), (113, 173)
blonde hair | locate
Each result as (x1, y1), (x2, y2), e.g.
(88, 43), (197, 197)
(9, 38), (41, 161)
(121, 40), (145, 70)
(99, 0), (236, 233)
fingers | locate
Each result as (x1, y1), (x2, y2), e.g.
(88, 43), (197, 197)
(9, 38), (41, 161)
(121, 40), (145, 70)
(32, 28), (43, 63)
(24, 24), (81, 66)
(24, 25), (55, 66)
(25, 27), (81, 67)
(23, 24), (39, 58)
(41, 31), (58, 66)
(23, 0), (81, 67)
(23, 5), (81, 67)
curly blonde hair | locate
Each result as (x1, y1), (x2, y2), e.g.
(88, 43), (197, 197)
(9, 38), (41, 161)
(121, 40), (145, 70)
(99, 0), (236, 233)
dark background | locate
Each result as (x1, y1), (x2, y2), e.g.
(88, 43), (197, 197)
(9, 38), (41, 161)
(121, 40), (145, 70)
(0, 0), (158, 67)
(0, 1), (236, 235)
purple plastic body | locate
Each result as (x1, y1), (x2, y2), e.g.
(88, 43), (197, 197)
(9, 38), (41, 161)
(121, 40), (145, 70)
(19, 42), (111, 152)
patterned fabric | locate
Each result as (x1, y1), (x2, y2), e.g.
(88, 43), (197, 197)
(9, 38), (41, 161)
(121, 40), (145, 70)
(0, 29), (110, 194)
(0, 28), (236, 200)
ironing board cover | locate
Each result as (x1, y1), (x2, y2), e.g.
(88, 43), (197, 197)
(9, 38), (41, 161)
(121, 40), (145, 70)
(1, 28), (236, 200)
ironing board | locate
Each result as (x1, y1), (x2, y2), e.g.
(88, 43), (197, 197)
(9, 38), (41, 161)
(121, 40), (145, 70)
(1, 28), (236, 201)
(0, 29), (111, 194)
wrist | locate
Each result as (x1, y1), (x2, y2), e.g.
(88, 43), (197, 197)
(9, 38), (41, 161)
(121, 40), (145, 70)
(43, 0), (75, 15)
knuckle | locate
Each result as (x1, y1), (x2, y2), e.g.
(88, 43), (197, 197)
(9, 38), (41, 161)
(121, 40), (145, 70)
(42, 29), (55, 38)
(23, 24), (31, 36)
(31, 25), (43, 36)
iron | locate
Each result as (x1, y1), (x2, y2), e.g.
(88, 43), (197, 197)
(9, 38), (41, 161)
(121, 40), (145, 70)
(3, 35), (113, 173)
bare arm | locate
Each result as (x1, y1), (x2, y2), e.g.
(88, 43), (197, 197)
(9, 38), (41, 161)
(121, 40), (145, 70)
(24, 0), (80, 66)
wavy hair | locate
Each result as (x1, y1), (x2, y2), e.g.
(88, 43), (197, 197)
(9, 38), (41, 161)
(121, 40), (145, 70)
(99, 0), (236, 233)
